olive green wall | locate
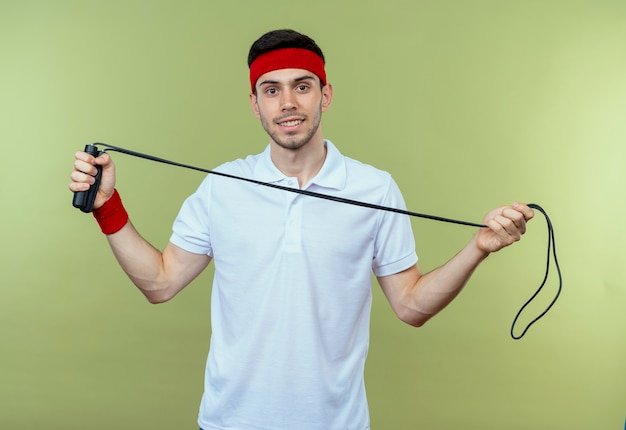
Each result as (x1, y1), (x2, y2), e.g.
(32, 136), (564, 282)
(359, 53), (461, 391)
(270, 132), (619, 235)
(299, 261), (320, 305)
(1, 0), (624, 428)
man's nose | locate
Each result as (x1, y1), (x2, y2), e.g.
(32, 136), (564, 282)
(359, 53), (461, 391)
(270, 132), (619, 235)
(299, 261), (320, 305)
(280, 91), (297, 111)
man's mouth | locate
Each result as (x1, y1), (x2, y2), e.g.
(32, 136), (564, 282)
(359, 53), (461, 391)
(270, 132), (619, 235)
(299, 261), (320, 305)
(277, 118), (304, 127)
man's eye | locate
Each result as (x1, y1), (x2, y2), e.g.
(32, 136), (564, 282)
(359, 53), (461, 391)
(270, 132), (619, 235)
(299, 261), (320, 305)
(264, 88), (278, 95)
(296, 84), (310, 92)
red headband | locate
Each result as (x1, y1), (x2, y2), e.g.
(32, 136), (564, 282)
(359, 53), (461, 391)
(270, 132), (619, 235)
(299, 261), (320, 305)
(249, 47), (326, 91)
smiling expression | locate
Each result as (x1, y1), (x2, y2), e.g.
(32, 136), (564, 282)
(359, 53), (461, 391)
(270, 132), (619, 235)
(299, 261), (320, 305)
(251, 68), (332, 151)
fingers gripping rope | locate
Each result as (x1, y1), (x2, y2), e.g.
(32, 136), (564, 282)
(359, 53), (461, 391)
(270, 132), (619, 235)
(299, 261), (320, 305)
(73, 143), (562, 339)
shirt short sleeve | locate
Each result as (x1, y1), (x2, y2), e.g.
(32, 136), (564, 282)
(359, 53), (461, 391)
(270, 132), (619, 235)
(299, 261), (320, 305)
(169, 176), (213, 256)
(371, 177), (418, 277)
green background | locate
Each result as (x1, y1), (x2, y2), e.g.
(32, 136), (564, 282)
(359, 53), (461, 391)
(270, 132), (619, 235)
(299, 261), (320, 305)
(1, 0), (625, 428)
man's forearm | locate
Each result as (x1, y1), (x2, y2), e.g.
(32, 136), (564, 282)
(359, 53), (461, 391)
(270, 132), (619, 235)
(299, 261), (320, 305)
(411, 236), (489, 320)
(104, 221), (211, 304)
(104, 221), (172, 302)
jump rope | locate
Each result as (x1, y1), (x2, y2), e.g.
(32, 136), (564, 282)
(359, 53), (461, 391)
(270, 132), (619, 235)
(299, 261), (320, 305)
(73, 143), (562, 340)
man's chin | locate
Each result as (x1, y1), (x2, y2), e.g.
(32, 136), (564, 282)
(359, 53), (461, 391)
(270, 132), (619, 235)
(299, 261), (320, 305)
(270, 133), (311, 150)
(274, 140), (308, 151)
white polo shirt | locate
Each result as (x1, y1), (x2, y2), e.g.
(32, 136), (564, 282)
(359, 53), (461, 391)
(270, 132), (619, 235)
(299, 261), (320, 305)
(170, 140), (417, 430)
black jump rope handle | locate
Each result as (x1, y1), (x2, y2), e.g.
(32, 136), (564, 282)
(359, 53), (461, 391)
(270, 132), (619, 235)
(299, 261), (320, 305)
(72, 144), (103, 213)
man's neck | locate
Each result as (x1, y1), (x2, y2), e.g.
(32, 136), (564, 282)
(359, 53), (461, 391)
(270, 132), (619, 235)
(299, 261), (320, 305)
(270, 136), (327, 188)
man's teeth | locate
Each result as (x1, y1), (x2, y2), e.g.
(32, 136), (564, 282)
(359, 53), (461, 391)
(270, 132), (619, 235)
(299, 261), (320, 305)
(279, 120), (302, 127)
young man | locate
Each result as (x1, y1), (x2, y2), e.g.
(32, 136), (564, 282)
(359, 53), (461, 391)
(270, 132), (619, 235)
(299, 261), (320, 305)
(69, 29), (534, 430)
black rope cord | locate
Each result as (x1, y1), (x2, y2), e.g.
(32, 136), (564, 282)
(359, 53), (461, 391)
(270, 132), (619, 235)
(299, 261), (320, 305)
(102, 143), (486, 228)
(511, 204), (562, 339)
(95, 143), (562, 339)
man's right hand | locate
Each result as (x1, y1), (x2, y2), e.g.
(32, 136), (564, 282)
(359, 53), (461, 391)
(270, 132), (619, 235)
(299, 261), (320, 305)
(69, 150), (117, 210)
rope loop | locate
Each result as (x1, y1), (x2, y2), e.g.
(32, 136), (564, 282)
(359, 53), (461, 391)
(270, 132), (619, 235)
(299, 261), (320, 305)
(510, 203), (562, 339)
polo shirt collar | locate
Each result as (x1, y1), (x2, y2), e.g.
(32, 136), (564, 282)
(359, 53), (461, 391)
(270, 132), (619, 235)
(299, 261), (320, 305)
(253, 139), (347, 191)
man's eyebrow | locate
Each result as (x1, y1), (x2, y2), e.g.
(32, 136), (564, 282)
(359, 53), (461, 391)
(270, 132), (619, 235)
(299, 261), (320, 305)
(258, 75), (316, 87)
(293, 75), (316, 83)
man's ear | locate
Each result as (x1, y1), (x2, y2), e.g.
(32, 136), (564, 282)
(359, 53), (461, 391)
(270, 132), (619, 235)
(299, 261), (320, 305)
(321, 83), (333, 112)
(250, 92), (261, 119)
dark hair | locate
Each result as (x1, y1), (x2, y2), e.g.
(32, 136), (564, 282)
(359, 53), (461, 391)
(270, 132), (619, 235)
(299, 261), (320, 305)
(247, 29), (325, 67)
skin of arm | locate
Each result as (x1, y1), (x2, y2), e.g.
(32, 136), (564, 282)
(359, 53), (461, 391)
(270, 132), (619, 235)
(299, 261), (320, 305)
(106, 225), (211, 303)
(69, 151), (211, 303)
(378, 203), (534, 327)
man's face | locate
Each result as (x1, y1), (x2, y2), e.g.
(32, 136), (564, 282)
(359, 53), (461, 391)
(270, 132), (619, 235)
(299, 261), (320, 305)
(250, 68), (332, 150)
